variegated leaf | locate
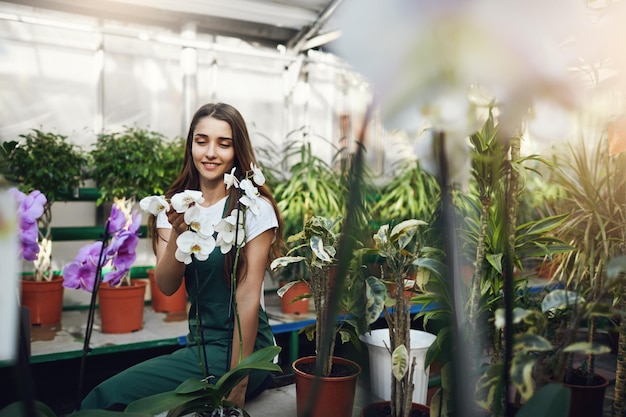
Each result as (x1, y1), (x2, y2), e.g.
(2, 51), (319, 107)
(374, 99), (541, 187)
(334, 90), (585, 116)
(270, 256), (306, 271)
(392, 344), (409, 381)
(310, 236), (331, 262)
(494, 307), (534, 329)
(541, 289), (584, 313)
(510, 354), (537, 400)
(513, 333), (553, 353)
(365, 276), (387, 325)
(563, 341), (611, 355)
(475, 363), (503, 411)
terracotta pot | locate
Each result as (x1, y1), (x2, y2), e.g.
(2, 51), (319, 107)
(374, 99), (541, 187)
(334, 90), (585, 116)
(292, 355), (361, 417)
(360, 401), (430, 417)
(564, 373), (609, 417)
(98, 280), (147, 334)
(147, 269), (187, 313)
(537, 260), (557, 279)
(280, 281), (310, 315)
(20, 275), (64, 325)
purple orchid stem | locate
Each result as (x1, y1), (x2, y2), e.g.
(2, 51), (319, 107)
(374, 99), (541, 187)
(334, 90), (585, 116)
(76, 219), (112, 411)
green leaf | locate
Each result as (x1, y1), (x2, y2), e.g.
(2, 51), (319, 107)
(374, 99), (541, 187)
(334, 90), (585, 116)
(175, 378), (210, 394)
(125, 391), (201, 415)
(513, 333), (553, 353)
(475, 363), (503, 411)
(563, 341), (611, 355)
(541, 290), (584, 313)
(310, 236), (332, 262)
(515, 383), (570, 417)
(494, 307), (534, 329)
(365, 276), (387, 325)
(270, 256), (306, 271)
(510, 354), (538, 400)
(391, 344), (409, 381)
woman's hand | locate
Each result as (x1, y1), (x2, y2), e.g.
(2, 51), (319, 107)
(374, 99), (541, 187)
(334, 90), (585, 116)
(166, 209), (187, 236)
(225, 378), (247, 409)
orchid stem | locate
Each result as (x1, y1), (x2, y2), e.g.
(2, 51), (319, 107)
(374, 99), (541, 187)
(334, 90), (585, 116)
(76, 220), (111, 411)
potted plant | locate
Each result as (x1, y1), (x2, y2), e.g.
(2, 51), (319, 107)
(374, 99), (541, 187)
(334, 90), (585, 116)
(62, 199), (145, 334)
(270, 215), (362, 417)
(90, 127), (188, 314)
(4, 129), (88, 325)
(125, 345), (282, 417)
(357, 219), (444, 417)
(268, 134), (346, 299)
(0, 348), (281, 417)
(471, 135), (626, 417)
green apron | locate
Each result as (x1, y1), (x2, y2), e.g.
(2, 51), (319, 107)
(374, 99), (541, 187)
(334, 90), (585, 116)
(82, 205), (275, 410)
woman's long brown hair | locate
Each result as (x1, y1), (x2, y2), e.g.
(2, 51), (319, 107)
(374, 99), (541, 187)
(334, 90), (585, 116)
(148, 102), (284, 284)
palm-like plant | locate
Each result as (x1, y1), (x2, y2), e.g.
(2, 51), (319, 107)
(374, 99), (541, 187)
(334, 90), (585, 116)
(546, 136), (626, 415)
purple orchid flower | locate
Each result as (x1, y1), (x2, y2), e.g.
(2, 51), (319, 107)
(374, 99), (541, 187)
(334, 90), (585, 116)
(103, 230), (139, 286)
(11, 188), (47, 262)
(106, 204), (127, 235)
(65, 204), (142, 291)
(63, 241), (107, 292)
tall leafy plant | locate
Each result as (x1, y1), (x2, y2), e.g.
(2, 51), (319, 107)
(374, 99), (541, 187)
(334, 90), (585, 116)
(373, 158), (440, 229)
(270, 216), (360, 377)
(546, 136), (626, 415)
(4, 129), (88, 281)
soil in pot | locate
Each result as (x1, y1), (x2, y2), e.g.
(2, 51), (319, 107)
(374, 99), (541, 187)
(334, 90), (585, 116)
(361, 401), (429, 417)
(294, 358), (358, 377)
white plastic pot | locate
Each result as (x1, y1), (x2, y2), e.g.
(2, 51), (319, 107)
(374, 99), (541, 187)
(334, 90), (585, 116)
(359, 328), (436, 405)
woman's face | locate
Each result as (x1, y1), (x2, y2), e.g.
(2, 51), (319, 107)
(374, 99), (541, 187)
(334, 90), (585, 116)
(191, 116), (235, 186)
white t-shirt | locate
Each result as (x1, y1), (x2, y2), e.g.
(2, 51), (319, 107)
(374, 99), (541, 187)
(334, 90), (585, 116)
(156, 195), (278, 311)
(156, 195), (278, 242)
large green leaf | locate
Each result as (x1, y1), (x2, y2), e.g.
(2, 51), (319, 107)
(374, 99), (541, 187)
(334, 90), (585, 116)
(515, 383), (570, 417)
(125, 391), (201, 415)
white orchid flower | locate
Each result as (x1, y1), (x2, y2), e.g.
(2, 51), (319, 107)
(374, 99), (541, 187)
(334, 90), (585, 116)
(250, 163), (266, 186)
(224, 167), (239, 190)
(171, 190), (204, 213)
(175, 230), (215, 264)
(239, 178), (262, 215)
(139, 195), (169, 215)
(184, 206), (214, 239)
(215, 209), (245, 254)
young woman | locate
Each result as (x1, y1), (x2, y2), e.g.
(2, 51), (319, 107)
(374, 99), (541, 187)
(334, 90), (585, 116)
(82, 102), (283, 410)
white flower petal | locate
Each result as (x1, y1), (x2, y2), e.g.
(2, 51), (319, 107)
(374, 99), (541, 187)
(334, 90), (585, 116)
(139, 195), (169, 215)
(224, 167), (239, 190)
(171, 190), (204, 213)
(175, 248), (192, 264)
(250, 162), (266, 186)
